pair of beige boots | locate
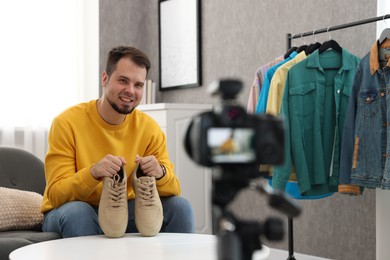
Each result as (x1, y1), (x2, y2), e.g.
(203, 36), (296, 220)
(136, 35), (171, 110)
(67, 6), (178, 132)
(98, 163), (163, 238)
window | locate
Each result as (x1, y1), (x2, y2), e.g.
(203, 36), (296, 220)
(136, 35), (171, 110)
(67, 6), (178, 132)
(0, 0), (98, 160)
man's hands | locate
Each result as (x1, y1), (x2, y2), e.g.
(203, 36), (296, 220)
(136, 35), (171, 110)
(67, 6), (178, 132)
(90, 154), (165, 180)
(90, 154), (127, 180)
(135, 155), (165, 179)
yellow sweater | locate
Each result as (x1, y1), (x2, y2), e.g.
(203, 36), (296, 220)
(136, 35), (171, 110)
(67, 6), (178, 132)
(41, 100), (180, 213)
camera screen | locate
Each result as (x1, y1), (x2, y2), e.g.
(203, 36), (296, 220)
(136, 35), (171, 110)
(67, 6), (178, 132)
(207, 127), (256, 163)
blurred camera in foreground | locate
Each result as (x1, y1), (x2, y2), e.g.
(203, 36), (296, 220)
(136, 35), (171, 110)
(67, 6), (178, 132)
(185, 79), (284, 170)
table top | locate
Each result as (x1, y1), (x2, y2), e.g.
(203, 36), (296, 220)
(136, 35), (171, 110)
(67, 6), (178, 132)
(8, 233), (240, 260)
(9, 233), (331, 260)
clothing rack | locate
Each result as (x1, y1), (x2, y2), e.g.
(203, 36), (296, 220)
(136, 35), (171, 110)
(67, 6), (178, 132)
(287, 14), (390, 50)
(284, 14), (390, 260)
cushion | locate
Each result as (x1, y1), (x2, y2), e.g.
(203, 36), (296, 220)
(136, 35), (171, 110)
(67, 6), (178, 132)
(0, 187), (43, 232)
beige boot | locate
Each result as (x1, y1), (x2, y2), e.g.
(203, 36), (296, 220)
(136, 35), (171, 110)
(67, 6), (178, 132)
(98, 166), (128, 238)
(132, 163), (163, 237)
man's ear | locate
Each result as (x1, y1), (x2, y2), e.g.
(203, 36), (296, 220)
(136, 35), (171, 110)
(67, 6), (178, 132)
(101, 71), (109, 88)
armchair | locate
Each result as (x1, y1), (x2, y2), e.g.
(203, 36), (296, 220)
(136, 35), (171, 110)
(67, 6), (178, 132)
(0, 147), (62, 260)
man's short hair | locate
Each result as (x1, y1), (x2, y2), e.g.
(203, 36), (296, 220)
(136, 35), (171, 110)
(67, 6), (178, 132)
(105, 46), (151, 77)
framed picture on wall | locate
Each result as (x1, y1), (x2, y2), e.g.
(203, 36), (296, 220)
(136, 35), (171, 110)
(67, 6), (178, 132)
(158, 0), (202, 90)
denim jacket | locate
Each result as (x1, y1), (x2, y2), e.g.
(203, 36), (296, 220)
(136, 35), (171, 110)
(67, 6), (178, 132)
(272, 48), (360, 195)
(339, 40), (390, 189)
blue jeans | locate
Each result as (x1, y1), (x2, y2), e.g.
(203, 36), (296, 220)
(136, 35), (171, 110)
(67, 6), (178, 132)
(43, 196), (195, 238)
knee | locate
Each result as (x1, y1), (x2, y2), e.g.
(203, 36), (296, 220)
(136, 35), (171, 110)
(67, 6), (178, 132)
(61, 201), (95, 216)
(162, 196), (195, 233)
(165, 196), (194, 217)
(59, 201), (98, 225)
(44, 201), (101, 237)
(177, 197), (194, 217)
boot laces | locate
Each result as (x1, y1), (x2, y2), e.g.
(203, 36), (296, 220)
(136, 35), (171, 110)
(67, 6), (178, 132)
(137, 178), (156, 206)
(108, 174), (126, 208)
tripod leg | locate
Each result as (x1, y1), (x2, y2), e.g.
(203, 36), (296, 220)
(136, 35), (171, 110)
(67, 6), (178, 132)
(287, 217), (296, 260)
(217, 230), (241, 260)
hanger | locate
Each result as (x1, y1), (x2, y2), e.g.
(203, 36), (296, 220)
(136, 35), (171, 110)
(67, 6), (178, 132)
(378, 18), (390, 67)
(379, 28), (390, 45)
(379, 17), (390, 45)
(318, 27), (342, 54)
(318, 39), (342, 53)
(284, 46), (297, 59)
(295, 33), (308, 54)
(305, 30), (321, 55)
(305, 42), (321, 55)
(285, 33), (306, 58)
(317, 28), (342, 70)
(297, 44), (308, 53)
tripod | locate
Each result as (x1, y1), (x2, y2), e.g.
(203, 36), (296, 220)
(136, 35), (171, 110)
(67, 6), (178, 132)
(212, 168), (301, 260)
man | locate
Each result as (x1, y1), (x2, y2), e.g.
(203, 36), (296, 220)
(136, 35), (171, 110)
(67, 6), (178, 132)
(41, 46), (195, 237)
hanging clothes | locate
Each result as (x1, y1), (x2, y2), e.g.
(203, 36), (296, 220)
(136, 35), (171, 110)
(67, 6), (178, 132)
(264, 50), (332, 199)
(266, 51), (307, 115)
(255, 51), (298, 114)
(271, 48), (361, 196)
(247, 55), (284, 114)
(339, 39), (390, 190)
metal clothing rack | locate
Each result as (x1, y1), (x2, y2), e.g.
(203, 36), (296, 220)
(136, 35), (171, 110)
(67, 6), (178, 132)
(284, 14), (390, 260)
(287, 14), (390, 50)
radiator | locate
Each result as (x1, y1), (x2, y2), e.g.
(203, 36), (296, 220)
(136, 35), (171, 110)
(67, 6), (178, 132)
(0, 127), (49, 162)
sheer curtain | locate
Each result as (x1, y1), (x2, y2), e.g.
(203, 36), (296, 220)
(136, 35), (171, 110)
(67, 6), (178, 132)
(0, 0), (98, 161)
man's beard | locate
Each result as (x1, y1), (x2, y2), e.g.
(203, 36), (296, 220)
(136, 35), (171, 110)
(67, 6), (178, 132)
(108, 98), (135, 115)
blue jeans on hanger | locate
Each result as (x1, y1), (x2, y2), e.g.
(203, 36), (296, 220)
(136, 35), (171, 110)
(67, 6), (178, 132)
(43, 196), (195, 237)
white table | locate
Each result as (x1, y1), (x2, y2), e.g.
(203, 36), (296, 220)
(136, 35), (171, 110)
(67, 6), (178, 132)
(9, 233), (263, 260)
(9, 233), (331, 260)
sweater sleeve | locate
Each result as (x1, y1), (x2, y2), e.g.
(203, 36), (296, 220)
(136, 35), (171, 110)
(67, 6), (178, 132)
(139, 114), (181, 196)
(43, 116), (100, 210)
(149, 131), (181, 196)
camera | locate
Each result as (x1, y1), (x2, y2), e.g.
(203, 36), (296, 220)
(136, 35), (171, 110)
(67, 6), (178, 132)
(184, 79), (301, 260)
(184, 79), (284, 170)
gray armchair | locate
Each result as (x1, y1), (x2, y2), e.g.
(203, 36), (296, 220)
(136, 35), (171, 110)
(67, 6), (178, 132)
(0, 147), (62, 260)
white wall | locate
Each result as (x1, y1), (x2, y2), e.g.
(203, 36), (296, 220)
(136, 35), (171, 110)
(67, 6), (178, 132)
(376, 1), (390, 36)
(376, 3), (390, 260)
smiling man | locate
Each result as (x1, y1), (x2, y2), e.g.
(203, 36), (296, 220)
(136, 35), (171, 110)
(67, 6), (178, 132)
(41, 46), (195, 238)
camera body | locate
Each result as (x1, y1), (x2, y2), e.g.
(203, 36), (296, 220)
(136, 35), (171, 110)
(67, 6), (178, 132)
(184, 79), (284, 169)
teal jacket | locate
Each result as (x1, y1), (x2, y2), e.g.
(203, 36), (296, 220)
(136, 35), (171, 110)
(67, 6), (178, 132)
(272, 49), (360, 196)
